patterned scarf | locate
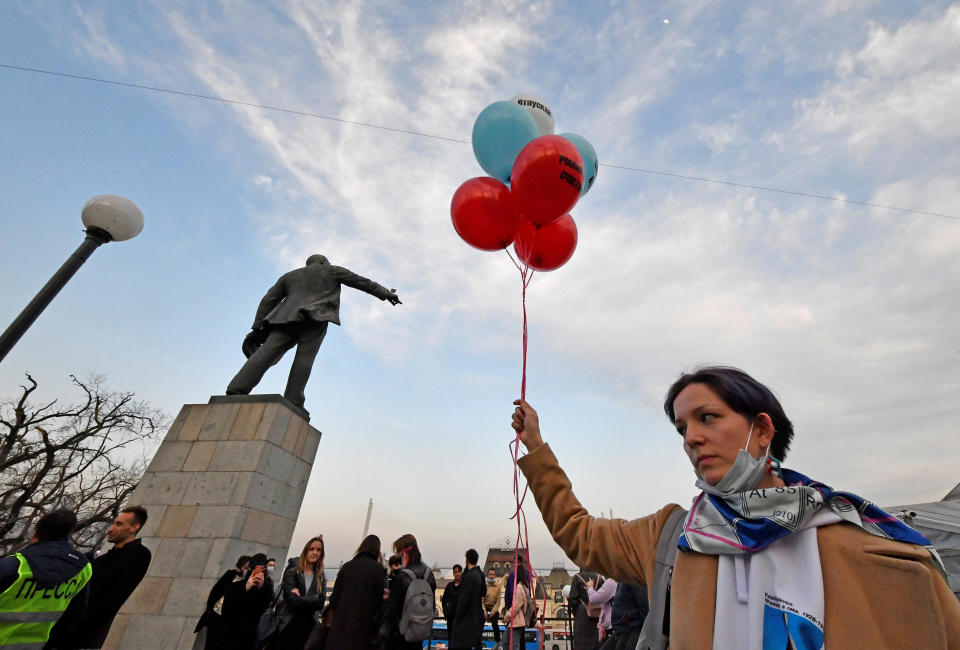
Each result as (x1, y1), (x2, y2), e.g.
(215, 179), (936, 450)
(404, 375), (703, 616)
(678, 468), (939, 559)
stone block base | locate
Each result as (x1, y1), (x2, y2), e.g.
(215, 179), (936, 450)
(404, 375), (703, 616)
(104, 397), (321, 649)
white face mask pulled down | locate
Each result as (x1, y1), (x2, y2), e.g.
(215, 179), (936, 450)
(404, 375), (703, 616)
(695, 422), (775, 497)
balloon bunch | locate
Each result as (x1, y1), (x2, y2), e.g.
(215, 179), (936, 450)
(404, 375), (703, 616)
(450, 94), (598, 271)
(450, 95), (598, 650)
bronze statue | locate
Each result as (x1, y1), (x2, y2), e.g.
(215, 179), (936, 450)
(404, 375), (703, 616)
(226, 255), (401, 407)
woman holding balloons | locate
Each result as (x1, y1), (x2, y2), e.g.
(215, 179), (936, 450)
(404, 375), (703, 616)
(510, 366), (960, 649)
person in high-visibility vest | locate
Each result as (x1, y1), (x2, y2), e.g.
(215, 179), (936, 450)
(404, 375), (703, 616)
(0, 509), (92, 648)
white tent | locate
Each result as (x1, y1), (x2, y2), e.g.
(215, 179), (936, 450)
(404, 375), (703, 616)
(888, 482), (960, 598)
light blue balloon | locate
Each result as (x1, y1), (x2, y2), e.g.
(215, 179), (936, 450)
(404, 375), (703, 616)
(472, 102), (540, 183)
(559, 133), (598, 196)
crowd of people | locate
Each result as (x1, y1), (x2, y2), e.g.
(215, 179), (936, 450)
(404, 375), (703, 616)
(193, 532), (529, 650)
(0, 510), (527, 650)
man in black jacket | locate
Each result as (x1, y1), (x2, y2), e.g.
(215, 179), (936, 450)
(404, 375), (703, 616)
(44, 505), (152, 649)
(450, 549), (485, 650)
(441, 564), (463, 628)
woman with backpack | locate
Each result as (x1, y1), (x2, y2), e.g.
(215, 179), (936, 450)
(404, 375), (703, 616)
(382, 533), (436, 650)
(511, 366), (960, 649)
(323, 534), (386, 649)
(267, 536), (326, 650)
(502, 563), (531, 649)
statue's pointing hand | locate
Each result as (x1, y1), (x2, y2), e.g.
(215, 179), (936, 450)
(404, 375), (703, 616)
(387, 289), (402, 306)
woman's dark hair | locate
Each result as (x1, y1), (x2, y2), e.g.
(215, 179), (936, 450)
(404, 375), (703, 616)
(356, 534), (381, 558)
(663, 366), (794, 460)
(515, 562), (529, 587)
(393, 533), (422, 565)
(236, 555), (252, 570)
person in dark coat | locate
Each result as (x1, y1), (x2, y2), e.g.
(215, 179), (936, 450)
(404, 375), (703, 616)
(382, 533), (436, 650)
(45, 506), (152, 649)
(324, 534), (386, 649)
(449, 549), (485, 650)
(608, 582), (648, 650)
(226, 254), (402, 406)
(568, 570), (600, 650)
(386, 554), (403, 594)
(441, 564), (462, 626)
(215, 553), (275, 650)
(192, 555), (250, 649)
(268, 536), (326, 650)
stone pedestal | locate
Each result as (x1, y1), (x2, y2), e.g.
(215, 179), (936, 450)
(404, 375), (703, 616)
(103, 396), (321, 650)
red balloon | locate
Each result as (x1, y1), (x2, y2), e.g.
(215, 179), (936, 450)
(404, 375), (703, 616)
(450, 177), (522, 251)
(510, 135), (584, 228)
(513, 214), (578, 272)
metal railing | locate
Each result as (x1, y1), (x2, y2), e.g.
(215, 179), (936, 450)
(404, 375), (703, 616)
(423, 616), (573, 650)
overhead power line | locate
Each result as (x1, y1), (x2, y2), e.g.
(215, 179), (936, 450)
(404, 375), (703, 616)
(0, 63), (470, 144)
(2, 62), (957, 222)
(601, 163), (959, 221)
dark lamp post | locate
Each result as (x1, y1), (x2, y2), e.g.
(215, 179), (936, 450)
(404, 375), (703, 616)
(0, 195), (144, 364)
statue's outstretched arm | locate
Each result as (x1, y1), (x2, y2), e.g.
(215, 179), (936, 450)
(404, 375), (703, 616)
(332, 266), (401, 305)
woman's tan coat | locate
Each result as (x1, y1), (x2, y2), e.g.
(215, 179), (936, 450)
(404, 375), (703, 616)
(519, 444), (960, 649)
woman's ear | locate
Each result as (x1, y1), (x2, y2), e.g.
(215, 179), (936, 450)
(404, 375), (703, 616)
(755, 413), (776, 450)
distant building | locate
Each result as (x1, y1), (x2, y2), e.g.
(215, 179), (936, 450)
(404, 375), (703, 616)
(480, 547), (574, 623)
(482, 546), (518, 578)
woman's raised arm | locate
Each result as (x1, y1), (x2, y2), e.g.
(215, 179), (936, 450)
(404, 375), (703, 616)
(513, 399), (682, 585)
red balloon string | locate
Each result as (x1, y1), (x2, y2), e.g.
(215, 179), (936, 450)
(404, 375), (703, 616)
(503, 243), (545, 650)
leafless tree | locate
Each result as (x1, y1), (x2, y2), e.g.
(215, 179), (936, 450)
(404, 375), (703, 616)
(0, 374), (167, 555)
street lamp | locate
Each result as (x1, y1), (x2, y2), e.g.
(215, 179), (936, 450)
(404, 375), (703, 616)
(0, 195), (144, 364)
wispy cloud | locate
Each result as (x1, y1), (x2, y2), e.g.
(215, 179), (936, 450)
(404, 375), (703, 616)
(14, 0), (960, 562)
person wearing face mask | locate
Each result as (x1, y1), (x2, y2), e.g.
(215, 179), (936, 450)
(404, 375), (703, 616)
(265, 558), (277, 596)
(511, 366), (960, 649)
(482, 569), (502, 649)
(217, 553), (275, 650)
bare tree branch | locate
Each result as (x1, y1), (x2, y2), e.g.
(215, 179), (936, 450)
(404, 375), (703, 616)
(0, 374), (168, 554)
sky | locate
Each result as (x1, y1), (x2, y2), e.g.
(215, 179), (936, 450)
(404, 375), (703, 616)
(1, 1), (958, 569)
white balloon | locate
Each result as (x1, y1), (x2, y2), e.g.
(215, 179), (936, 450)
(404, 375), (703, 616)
(509, 93), (554, 136)
(562, 584), (571, 599)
